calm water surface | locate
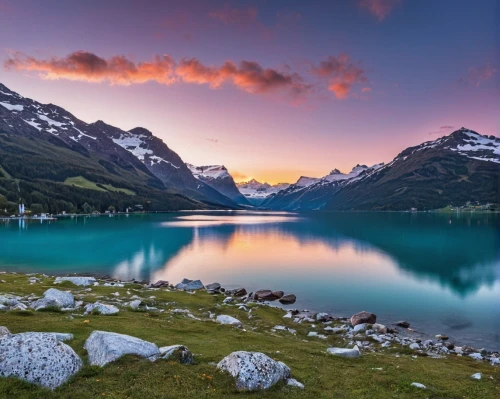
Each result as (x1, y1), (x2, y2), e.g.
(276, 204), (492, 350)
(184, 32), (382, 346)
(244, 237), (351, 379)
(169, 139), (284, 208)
(1, 211), (499, 350)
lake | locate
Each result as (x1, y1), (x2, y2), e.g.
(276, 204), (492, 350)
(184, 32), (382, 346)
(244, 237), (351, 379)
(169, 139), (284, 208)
(1, 211), (499, 350)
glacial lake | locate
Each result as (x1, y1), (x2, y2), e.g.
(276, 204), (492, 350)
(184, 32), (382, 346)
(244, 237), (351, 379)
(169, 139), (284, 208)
(1, 211), (499, 350)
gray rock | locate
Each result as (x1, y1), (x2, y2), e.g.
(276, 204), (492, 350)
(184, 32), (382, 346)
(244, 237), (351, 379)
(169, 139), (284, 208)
(350, 311), (376, 326)
(217, 351), (291, 391)
(129, 300), (142, 310)
(327, 345), (361, 358)
(55, 276), (96, 287)
(372, 323), (388, 334)
(159, 345), (193, 364)
(395, 321), (410, 328)
(32, 288), (75, 310)
(175, 278), (204, 291)
(0, 326), (10, 337)
(286, 378), (304, 389)
(279, 294), (296, 304)
(84, 331), (160, 367)
(0, 332), (82, 389)
(38, 332), (74, 342)
(216, 315), (242, 327)
(205, 282), (221, 291)
(471, 372), (481, 380)
(223, 297), (234, 304)
(353, 323), (367, 333)
(85, 302), (119, 315)
(409, 343), (420, 350)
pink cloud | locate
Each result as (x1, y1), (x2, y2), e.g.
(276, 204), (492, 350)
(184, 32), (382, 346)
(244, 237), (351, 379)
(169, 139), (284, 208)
(4, 50), (177, 85)
(361, 87), (372, 93)
(359, 0), (400, 21)
(460, 64), (497, 87)
(311, 54), (368, 99)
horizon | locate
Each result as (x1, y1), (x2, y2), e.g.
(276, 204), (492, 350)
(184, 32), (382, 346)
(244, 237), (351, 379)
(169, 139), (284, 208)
(1, 0), (497, 184)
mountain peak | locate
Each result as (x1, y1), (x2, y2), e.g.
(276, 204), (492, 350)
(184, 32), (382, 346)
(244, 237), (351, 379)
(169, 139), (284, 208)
(329, 168), (342, 175)
(129, 127), (153, 137)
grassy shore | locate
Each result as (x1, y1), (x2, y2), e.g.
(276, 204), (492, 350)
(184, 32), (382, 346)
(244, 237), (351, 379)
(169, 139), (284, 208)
(0, 273), (498, 399)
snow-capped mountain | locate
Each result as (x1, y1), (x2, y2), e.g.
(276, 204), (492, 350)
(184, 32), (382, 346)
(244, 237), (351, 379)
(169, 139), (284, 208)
(186, 164), (251, 205)
(0, 82), (241, 210)
(236, 179), (290, 205)
(91, 121), (238, 207)
(261, 164), (384, 210)
(263, 128), (500, 211)
(0, 83), (213, 211)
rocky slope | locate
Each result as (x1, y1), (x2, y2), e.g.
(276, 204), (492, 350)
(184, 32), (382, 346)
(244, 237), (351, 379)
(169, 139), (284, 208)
(186, 164), (251, 205)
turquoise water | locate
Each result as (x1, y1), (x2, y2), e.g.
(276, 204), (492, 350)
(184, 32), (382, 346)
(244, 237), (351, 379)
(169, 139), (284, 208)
(1, 211), (499, 350)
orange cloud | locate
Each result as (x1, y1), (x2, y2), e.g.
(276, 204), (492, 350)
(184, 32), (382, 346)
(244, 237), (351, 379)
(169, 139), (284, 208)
(359, 0), (400, 21)
(176, 58), (311, 97)
(311, 54), (368, 99)
(209, 6), (258, 26)
(4, 50), (177, 85)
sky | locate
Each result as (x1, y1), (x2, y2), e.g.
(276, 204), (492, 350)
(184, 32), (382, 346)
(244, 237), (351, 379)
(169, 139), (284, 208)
(0, 0), (498, 184)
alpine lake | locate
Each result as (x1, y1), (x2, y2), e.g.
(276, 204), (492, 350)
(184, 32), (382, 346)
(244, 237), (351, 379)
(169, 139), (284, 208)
(1, 211), (499, 351)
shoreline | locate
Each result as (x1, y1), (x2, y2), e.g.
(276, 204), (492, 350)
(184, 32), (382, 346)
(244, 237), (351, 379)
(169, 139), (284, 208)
(2, 270), (499, 361)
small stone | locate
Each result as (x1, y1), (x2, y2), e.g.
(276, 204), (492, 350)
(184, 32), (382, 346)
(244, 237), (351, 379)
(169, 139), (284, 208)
(205, 283), (221, 291)
(411, 382), (426, 389)
(216, 315), (242, 327)
(129, 299), (141, 310)
(327, 346), (361, 358)
(471, 373), (481, 380)
(0, 326), (10, 337)
(353, 323), (367, 333)
(286, 378), (304, 389)
(223, 297), (234, 304)
(372, 323), (387, 334)
(395, 321), (410, 328)
(175, 278), (204, 291)
(435, 334), (449, 340)
(84, 302), (119, 315)
(409, 343), (420, 350)
(159, 345), (193, 364)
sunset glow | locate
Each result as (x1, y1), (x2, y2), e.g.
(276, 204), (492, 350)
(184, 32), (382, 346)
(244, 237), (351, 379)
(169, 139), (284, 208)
(1, 0), (497, 184)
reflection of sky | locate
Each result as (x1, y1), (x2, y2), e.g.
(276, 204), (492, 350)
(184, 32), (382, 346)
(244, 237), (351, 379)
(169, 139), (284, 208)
(147, 214), (500, 350)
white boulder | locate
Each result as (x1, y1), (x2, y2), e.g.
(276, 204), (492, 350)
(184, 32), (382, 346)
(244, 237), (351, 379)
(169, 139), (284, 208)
(216, 315), (242, 327)
(0, 332), (82, 389)
(327, 345), (361, 358)
(217, 351), (291, 391)
(84, 331), (160, 367)
(85, 302), (119, 315)
(31, 288), (75, 310)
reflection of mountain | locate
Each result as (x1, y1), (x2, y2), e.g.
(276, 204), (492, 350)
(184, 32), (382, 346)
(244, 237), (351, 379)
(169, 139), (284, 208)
(175, 212), (500, 297)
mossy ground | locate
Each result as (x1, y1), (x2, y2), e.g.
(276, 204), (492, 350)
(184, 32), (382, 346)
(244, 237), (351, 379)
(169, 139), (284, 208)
(0, 273), (498, 398)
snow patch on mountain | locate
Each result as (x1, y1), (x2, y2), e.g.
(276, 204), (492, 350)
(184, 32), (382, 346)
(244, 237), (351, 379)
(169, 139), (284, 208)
(0, 101), (24, 111)
(186, 164), (231, 180)
(237, 179), (290, 199)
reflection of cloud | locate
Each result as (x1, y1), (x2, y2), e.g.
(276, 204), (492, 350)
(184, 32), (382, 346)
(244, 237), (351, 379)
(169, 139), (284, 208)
(113, 245), (164, 280)
(161, 214), (300, 228)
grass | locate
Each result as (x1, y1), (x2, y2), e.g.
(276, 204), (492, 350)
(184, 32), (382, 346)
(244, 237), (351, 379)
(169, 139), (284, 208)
(64, 176), (135, 196)
(0, 272), (498, 398)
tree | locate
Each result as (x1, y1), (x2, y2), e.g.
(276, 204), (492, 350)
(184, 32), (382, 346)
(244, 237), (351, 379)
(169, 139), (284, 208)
(82, 202), (93, 214)
(30, 203), (44, 215)
(108, 205), (116, 213)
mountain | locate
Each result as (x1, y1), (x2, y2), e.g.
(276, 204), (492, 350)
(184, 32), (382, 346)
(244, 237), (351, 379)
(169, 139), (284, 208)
(261, 164), (383, 210)
(236, 179), (290, 205)
(91, 122), (238, 208)
(0, 83), (222, 213)
(263, 128), (500, 211)
(186, 164), (251, 205)
(324, 128), (500, 211)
